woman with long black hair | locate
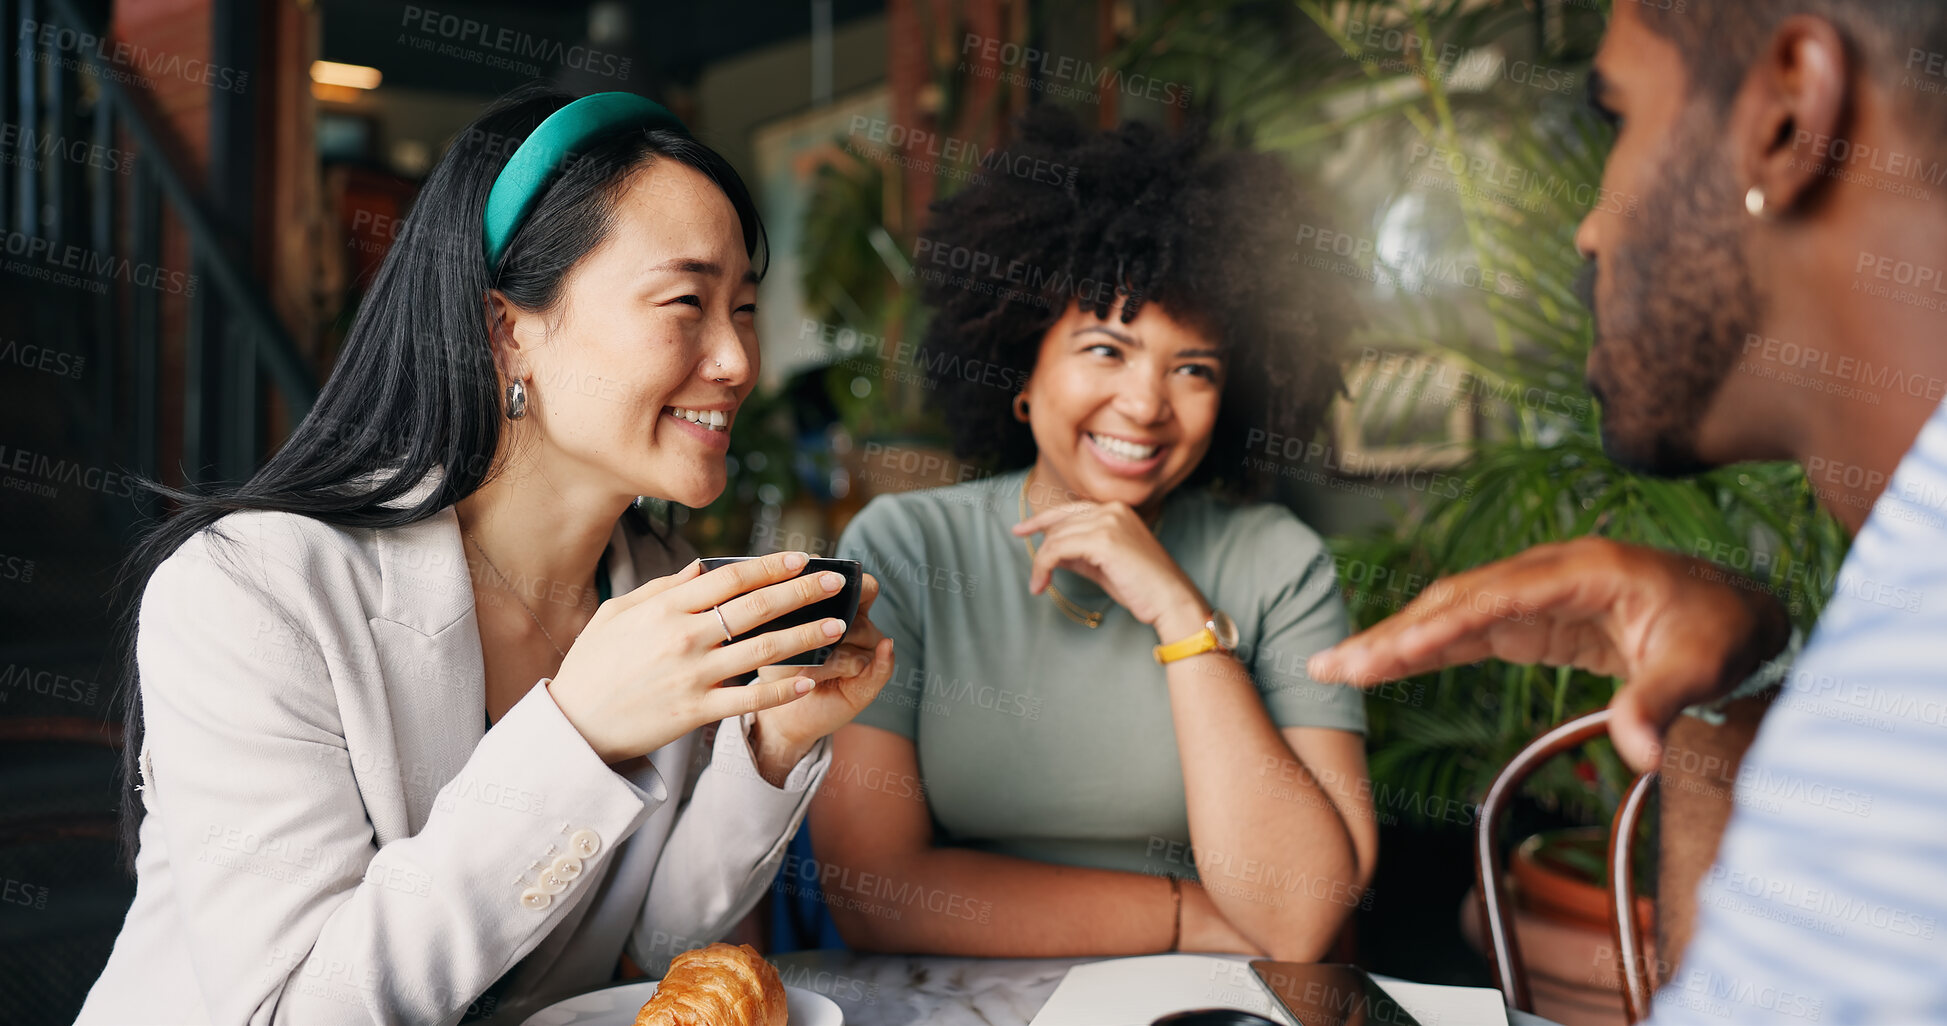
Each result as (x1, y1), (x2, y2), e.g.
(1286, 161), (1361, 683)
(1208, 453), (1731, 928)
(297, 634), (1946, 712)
(75, 87), (894, 1024)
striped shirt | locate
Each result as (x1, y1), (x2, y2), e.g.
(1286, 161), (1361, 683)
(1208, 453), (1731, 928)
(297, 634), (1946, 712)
(1652, 402), (1947, 1024)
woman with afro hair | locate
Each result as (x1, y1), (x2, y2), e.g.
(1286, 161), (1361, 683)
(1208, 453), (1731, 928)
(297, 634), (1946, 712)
(808, 105), (1376, 960)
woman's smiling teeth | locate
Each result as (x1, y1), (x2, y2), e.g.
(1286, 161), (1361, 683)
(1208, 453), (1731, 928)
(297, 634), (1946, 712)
(666, 406), (728, 431)
(1089, 433), (1159, 461)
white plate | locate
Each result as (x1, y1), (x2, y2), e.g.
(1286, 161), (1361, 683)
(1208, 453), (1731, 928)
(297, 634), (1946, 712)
(519, 979), (843, 1026)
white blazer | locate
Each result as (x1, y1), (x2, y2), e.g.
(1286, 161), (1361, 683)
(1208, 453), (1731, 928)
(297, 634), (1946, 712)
(76, 472), (831, 1025)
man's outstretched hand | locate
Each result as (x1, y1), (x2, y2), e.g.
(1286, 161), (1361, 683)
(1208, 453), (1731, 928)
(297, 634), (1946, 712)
(1306, 538), (1792, 772)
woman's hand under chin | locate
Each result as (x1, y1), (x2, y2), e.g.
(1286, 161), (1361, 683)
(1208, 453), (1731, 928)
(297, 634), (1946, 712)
(1011, 499), (1209, 637)
(748, 574), (896, 782)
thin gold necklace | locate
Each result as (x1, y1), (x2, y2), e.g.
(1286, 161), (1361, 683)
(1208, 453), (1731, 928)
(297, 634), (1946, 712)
(1018, 468), (1106, 629)
(465, 528), (576, 657)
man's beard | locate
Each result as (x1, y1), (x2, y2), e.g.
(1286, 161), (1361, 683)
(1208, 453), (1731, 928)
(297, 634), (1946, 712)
(1585, 109), (1762, 477)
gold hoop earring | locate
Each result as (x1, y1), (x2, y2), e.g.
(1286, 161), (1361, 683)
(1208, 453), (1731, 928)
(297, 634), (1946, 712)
(1012, 394), (1031, 422)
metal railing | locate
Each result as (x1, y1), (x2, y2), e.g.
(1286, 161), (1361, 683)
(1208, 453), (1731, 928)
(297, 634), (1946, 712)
(4, 0), (317, 512)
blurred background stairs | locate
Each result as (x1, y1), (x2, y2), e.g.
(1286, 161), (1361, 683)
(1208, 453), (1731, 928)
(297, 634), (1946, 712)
(0, 0), (321, 1020)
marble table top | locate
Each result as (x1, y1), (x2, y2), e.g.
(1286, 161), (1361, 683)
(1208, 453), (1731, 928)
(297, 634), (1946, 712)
(491, 949), (1561, 1026)
(766, 949), (1562, 1026)
(771, 948), (1076, 1026)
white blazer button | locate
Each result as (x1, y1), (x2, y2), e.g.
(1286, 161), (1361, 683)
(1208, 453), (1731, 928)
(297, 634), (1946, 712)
(551, 855), (583, 882)
(519, 888), (552, 911)
(569, 828), (601, 858)
(535, 870), (567, 895)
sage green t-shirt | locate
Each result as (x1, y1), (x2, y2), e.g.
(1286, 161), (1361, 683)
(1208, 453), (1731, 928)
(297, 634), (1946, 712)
(834, 468), (1364, 879)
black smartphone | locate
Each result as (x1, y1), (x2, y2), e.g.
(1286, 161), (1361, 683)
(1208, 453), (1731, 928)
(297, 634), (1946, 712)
(1248, 961), (1423, 1026)
(697, 556), (864, 670)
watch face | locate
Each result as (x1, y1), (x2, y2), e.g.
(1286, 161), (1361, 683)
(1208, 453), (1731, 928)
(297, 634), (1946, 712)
(1210, 610), (1239, 651)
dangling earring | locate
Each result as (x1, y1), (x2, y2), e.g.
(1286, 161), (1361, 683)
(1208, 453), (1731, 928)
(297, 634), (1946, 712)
(1744, 186), (1771, 220)
(1012, 393), (1031, 423)
(505, 379), (528, 420)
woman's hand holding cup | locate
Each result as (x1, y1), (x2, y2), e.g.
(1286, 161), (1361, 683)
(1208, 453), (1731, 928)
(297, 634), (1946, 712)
(547, 550), (853, 764)
(750, 572), (895, 775)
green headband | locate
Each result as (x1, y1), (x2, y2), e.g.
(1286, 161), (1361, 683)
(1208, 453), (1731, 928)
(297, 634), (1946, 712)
(483, 92), (687, 267)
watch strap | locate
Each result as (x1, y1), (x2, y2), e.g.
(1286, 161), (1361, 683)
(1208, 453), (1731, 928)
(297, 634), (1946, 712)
(1154, 626), (1219, 664)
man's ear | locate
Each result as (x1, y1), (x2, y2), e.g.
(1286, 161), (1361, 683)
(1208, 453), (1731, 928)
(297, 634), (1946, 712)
(1734, 14), (1850, 216)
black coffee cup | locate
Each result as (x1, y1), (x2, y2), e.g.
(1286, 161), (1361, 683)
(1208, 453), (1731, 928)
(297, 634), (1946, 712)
(697, 556), (864, 668)
(1149, 1012), (1282, 1026)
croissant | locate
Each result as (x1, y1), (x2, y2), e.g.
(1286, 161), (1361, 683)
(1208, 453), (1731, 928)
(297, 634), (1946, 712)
(634, 942), (789, 1026)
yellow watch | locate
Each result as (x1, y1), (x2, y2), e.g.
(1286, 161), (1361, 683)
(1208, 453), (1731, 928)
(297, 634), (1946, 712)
(1153, 610), (1239, 664)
